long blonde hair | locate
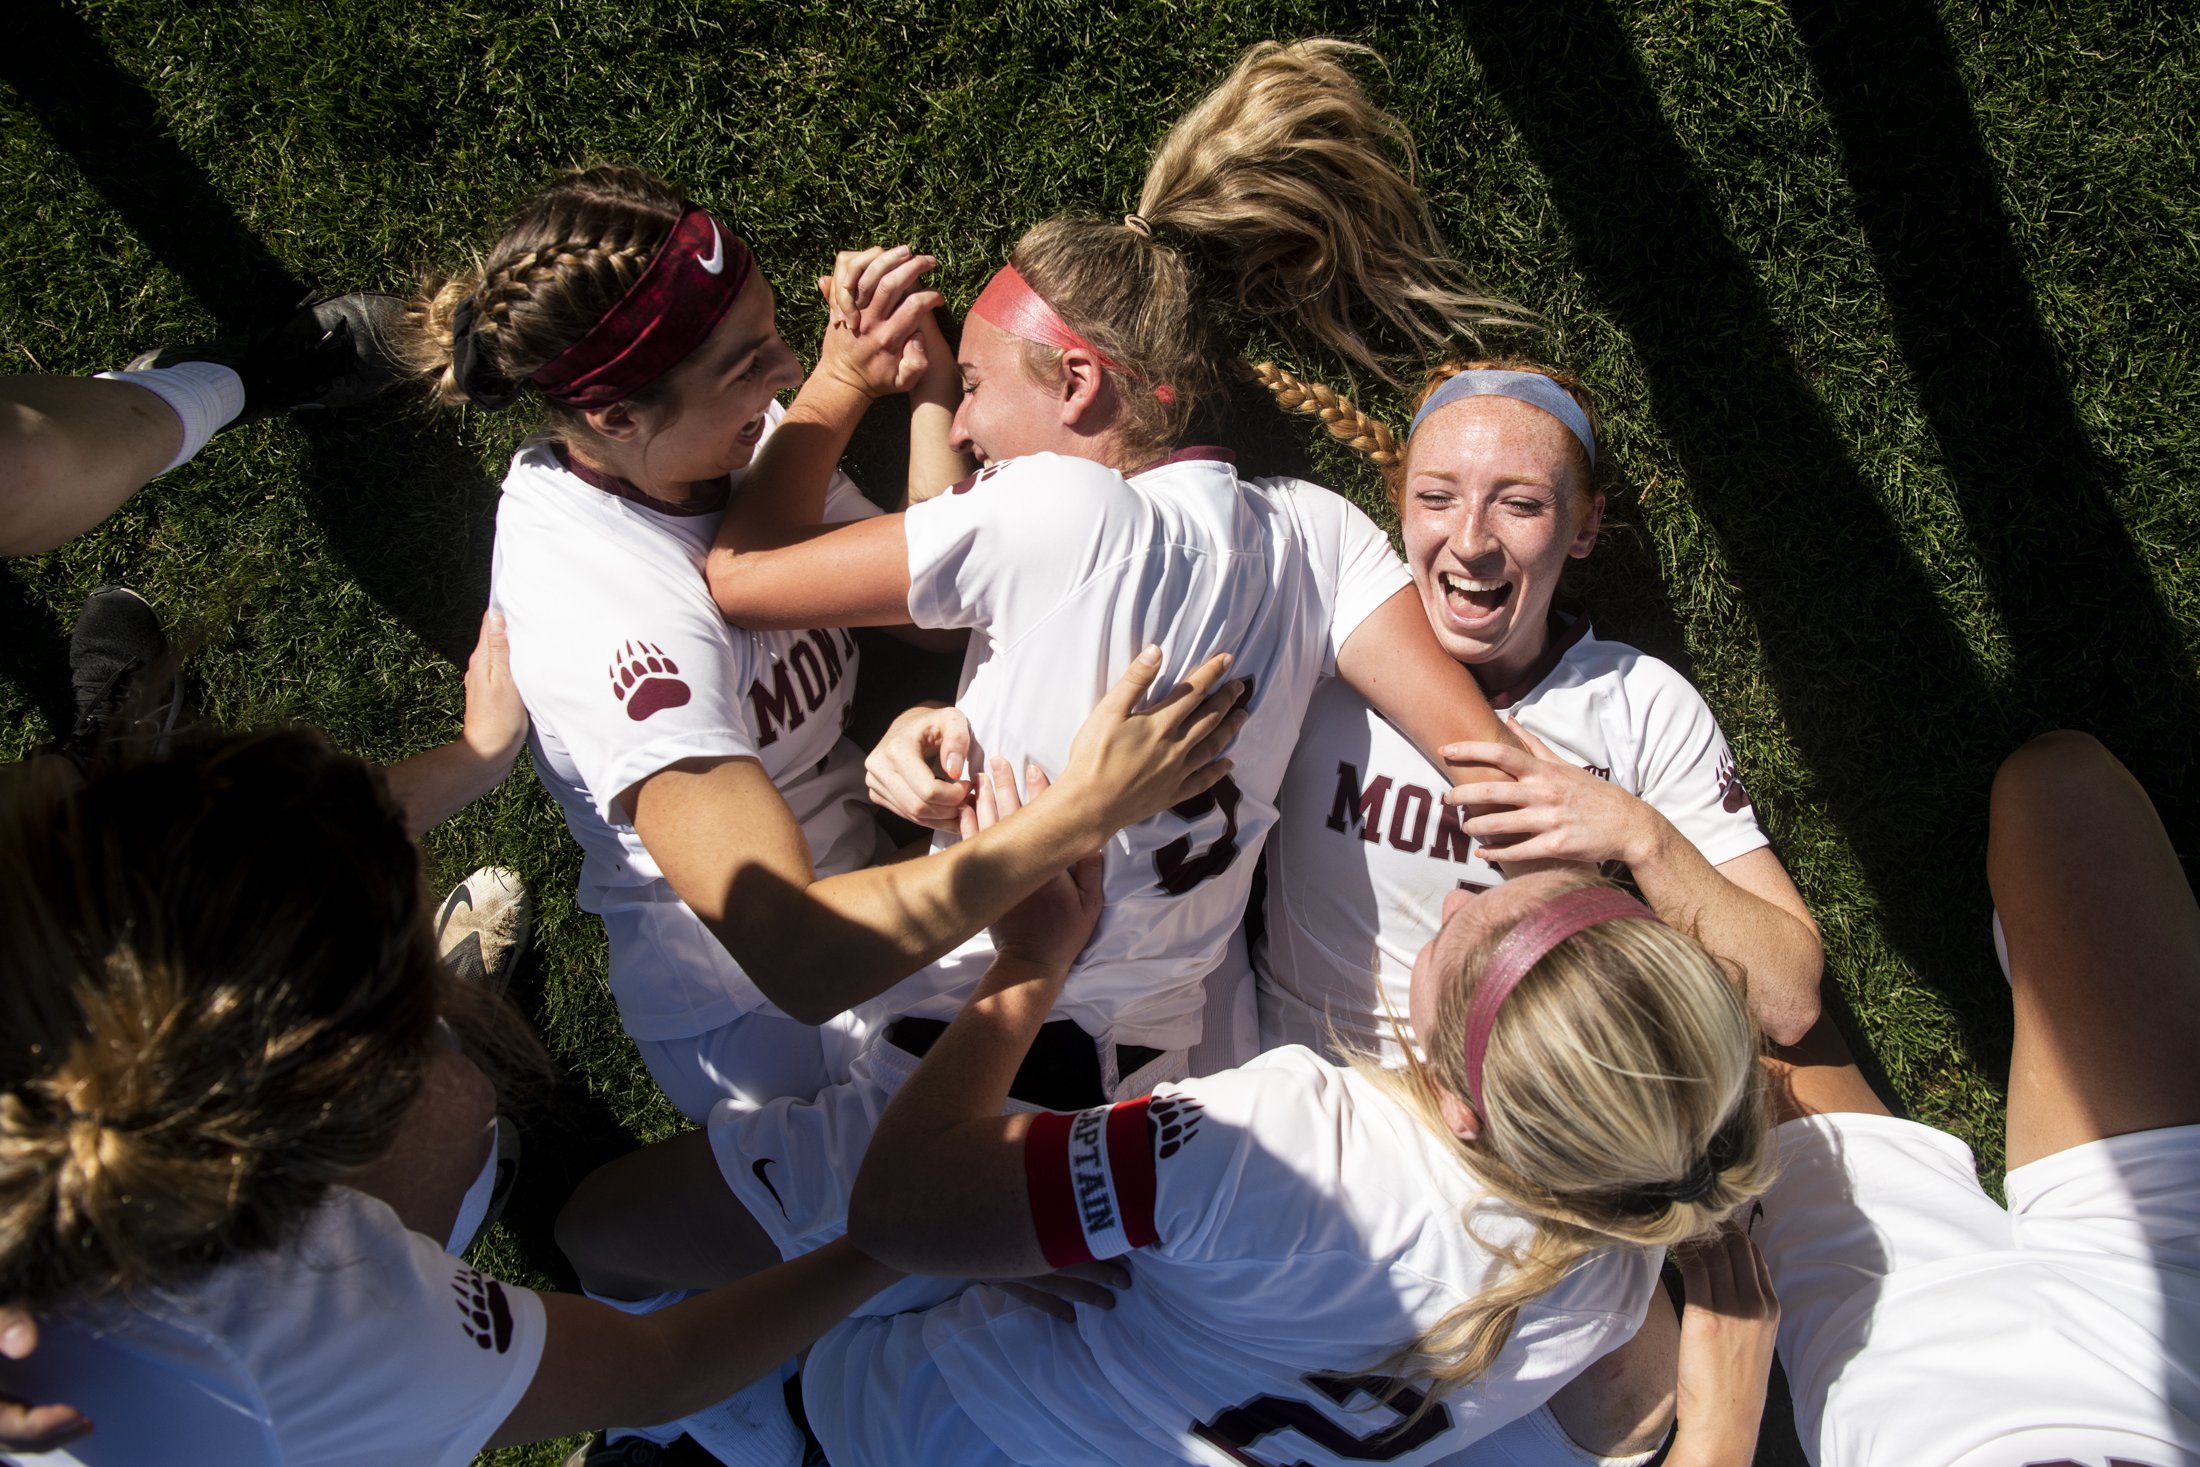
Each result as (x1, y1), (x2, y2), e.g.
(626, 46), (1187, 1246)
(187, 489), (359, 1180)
(1010, 41), (1533, 463)
(1358, 875), (1771, 1398)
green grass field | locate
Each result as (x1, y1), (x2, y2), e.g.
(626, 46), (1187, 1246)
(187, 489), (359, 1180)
(3, 2), (2194, 1462)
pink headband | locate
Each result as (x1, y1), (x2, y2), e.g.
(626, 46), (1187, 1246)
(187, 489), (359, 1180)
(530, 205), (754, 409)
(1461, 886), (1662, 1117)
(969, 264), (1177, 405)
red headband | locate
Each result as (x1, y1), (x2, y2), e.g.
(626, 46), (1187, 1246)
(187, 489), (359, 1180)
(1461, 886), (1663, 1118)
(969, 264), (1176, 405)
(529, 205), (754, 409)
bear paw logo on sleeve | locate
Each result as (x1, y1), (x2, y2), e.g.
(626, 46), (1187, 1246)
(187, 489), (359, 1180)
(1148, 1095), (1205, 1159)
(451, 1267), (515, 1353)
(1715, 751), (1752, 813)
(608, 639), (692, 721)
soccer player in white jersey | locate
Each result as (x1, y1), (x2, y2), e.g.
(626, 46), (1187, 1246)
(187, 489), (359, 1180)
(0, 728), (903, 1465)
(1211, 357), (1823, 1069)
(669, 42), (1545, 1288)
(1758, 731), (2200, 1467)
(804, 760), (1776, 1467)
(385, 164), (1239, 1128)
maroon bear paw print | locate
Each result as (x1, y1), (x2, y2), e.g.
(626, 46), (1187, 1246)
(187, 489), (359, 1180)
(609, 640), (692, 722)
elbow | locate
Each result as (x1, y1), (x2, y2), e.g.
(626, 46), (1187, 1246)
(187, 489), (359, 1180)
(1761, 957), (1824, 1048)
(1763, 997), (1820, 1049)
(746, 961), (845, 1028)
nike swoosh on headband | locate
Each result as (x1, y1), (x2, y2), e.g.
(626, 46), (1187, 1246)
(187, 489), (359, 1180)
(697, 221), (725, 275)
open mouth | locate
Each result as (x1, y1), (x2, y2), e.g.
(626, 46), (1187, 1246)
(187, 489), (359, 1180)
(1439, 570), (1512, 620)
(734, 413), (765, 447)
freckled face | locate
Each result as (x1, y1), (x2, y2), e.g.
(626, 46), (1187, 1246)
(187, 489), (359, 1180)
(1402, 396), (1601, 689)
(947, 315), (1080, 466)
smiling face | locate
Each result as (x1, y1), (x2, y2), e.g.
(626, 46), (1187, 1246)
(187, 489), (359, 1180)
(593, 270), (802, 498)
(948, 314), (1094, 467)
(1401, 394), (1603, 689)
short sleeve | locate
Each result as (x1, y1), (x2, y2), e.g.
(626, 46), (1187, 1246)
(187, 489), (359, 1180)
(822, 467), (883, 525)
(1614, 661), (1768, 869)
(1327, 500), (1410, 668)
(351, 1238), (550, 1465)
(903, 453), (1123, 634)
(1023, 1068), (1271, 1267)
(1275, 483), (1409, 676)
(493, 495), (763, 824)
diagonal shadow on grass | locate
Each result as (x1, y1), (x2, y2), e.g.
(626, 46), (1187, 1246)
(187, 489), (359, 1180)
(1455, 2), (2016, 1063)
(0, 1), (500, 665)
(1785, 0), (2197, 854)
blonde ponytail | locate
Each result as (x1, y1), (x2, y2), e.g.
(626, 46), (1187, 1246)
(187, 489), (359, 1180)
(1010, 40), (1533, 465)
(1355, 875), (1771, 1402)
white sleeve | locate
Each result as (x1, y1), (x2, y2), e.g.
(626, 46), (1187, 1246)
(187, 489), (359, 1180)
(250, 1198), (548, 1466)
(496, 540), (762, 823)
(823, 466), (883, 525)
(1615, 660), (1768, 868)
(363, 1240), (551, 1465)
(902, 453), (1120, 634)
(1314, 491), (1411, 676)
(1021, 1067), (1280, 1267)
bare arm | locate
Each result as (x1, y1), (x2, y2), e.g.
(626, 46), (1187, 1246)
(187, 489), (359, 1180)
(629, 649), (1244, 1024)
(848, 766), (1101, 1277)
(1443, 726), (1823, 1044)
(708, 511), (916, 631)
(383, 612), (530, 838)
(488, 1237), (899, 1447)
(1662, 1227), (1781, 1467)
(1334, 585), (1520, 786)
(713, 247), (957, 557)
(0, 376), (182, 556)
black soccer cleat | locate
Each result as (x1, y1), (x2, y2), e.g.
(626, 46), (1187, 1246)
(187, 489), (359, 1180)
(127, 292), (405, 423)
(66, 585), (181, 756)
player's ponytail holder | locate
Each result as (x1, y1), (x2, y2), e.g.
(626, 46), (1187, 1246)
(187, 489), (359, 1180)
(1460, 886), (1661, 1119)
(451, 299), (522, 411)
(970, 263), (1179, 408)
(1610, 1112), (1747, 1215)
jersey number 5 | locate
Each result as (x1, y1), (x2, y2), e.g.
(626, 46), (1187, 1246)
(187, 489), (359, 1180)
(1153, 775), (1244, 895)
(1189, 1371), (1451, 1465)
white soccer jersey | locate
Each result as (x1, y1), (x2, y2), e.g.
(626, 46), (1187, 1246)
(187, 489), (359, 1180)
(5, 1188), (546, 1467)
(889, 449), (1408, 1049)
(875, 1047), (1658, 1467)
(489, 401), (880, 1041)
(1255, 614), (1767, 1060)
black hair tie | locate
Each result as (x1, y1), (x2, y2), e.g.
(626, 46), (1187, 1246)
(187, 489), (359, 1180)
(451, 298), (522, 411)
(1612, 1113), (1746, 1215)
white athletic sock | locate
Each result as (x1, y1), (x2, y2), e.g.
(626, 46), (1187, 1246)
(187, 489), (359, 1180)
(95, 361), (246, 473)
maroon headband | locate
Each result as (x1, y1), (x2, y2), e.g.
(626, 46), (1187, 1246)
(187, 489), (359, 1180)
(969, 264), (1177, 405)
(1462, 887), (1663, 1117)
(529, 205), (754, 409)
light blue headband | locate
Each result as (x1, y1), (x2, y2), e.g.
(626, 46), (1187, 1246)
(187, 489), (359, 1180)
(1407, 370), (1597, 467)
